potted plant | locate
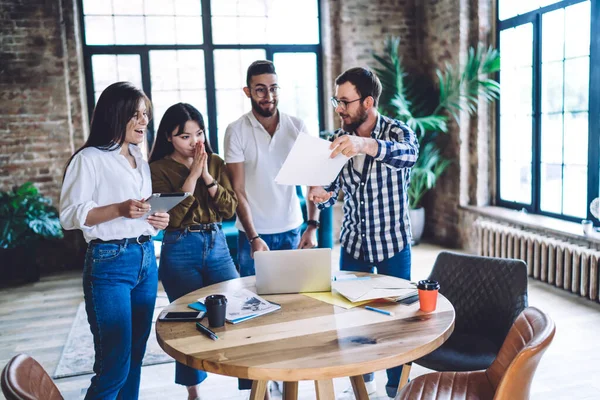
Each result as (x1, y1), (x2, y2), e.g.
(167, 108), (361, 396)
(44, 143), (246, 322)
(372, 37), (500, 243)
(0, 182), (64, 282)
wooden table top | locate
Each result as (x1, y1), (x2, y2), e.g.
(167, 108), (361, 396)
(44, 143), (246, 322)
(156, 274), (455, 382)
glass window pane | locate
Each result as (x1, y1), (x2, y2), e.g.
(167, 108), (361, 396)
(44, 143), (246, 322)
(211, 0), (318, 44)
(114, 16), (145, 45)
(542, 8), (564, 62)
(146, 16), (177, 44)
(174, 0), (202, 16)
(112, 0), (143, 15)
(175, 16), (203, 44)
(216, 89), (250, 155)
(540, 163), (562, 214)
(540, 113), (563, 164)
(214, 49), (266, 90)
(84, 16), (115, 45)
(150, 50), (207, 136)
(82, 0), (112, 15)
(563, 165), (587, 217)
(564, 57), (589, 112)
(541, 61), (563, 114)
(500, 24), (533, 69)
(565, 1), (591, 59)
(563, 112), (588, 166)
(500, 160), (532, 204)
(145, 0), (175, 15)
(91, 55), (142, 102)
(274, 53), (319, 136)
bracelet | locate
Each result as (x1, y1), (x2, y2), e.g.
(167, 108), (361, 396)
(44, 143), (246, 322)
(249, 235), (261, 244)
(307, 219), (320, 228)
(205, 179), (218, 189)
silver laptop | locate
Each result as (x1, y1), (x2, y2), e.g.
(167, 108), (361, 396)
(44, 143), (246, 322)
(254, 248), (332, 295)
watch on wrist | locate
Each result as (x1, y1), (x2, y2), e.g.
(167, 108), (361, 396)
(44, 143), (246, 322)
(205, 179), (218, 189)
(307, 219), (320, 228)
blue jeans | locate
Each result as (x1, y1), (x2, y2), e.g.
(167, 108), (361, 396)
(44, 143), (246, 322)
(237, 226), (302, 277)
(237, 226), (301, 390)
(83, 239), (158, 400)
(340, 245), (411, 396)
(159, 227), (239, 386)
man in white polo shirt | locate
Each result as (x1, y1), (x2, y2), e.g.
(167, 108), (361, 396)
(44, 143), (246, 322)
(225, 60), (320, 394)
(224, 59), (320, 276)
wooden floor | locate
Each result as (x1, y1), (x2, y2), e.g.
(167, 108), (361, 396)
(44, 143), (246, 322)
(1, 243), (599, 399)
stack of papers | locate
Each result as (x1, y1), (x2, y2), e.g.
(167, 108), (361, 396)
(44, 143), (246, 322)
(332, 276), (417, 302)
(199, 289), (280, 324)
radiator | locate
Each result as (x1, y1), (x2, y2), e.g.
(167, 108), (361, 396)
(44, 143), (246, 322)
(473, 219), (600, 302)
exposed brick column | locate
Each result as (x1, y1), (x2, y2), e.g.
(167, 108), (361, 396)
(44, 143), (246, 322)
(0, 0), (87, 204)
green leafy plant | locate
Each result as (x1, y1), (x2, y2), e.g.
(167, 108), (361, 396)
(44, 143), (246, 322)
(0, 182), (63, 249)
(373, 36), (500, 208)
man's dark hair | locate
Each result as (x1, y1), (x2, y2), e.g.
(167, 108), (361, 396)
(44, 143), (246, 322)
(335, 67), (382, 107)
(246, 60), (276, 87)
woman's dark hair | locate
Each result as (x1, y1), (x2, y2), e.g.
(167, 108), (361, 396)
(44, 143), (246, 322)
(149, 103), (212, 163)
(64, 81), (151, 176)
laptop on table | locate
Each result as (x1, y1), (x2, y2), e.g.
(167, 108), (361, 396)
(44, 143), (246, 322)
(254, 248), (332, 295)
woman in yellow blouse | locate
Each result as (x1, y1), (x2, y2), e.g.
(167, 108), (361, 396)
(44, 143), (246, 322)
(149, 103), (239, 400)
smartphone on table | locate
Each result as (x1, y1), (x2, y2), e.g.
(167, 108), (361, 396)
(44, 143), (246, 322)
(158, 311), (206, 322)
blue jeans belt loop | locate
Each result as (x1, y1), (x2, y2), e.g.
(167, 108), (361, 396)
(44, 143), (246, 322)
(90, 235), (151, 246)
(187, 223), (220, 232)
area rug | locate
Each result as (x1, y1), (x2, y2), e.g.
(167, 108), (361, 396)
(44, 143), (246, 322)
(53, 295), (173, 379)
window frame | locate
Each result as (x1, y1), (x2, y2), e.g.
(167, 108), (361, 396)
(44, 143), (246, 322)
(77, 0), (325, 154)
(495, 0), (600, 223)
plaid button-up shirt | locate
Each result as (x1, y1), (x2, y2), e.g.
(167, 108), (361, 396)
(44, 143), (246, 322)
(318, 114), (419, 263)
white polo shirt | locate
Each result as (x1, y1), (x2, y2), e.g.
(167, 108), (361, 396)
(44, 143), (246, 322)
(224, 111), (305, 234)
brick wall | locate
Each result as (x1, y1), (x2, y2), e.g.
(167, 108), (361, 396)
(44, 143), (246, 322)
(0, 0), (87, 204)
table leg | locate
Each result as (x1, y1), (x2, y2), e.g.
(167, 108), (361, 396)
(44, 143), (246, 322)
(282, 381), (299, 400)
(250, 380), (268, 400)
(350, 375), (369, 400)
(314, 379), (335, 400)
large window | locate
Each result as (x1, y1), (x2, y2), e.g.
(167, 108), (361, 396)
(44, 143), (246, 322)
(497, 0), (599, 222)
(79, 0), (323, 156)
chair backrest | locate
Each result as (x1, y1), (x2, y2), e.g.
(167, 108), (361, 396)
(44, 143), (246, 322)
(429, 251), (528, 348)
(1, 354), (64, 400)
(487, 307), (555, 400)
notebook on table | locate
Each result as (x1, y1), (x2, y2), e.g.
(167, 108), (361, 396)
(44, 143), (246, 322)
(254, 248), (332, 295)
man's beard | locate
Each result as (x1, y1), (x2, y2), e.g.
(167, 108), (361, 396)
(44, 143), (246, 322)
(251, 97), (277, 117)
(341, 107), (368, 132)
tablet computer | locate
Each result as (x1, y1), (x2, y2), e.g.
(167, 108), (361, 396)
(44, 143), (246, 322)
(141, 192), (191, 218)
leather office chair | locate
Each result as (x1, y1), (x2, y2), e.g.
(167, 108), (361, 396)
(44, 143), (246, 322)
(1, 354), (64, 400)
(417, 251), (529, 371)
(395, 307), (555, 400)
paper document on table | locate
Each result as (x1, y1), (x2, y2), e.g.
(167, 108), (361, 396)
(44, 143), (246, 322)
(274, 133), (349, 186)
(332, 276), (417, 302)
(302, 291), (372, 309)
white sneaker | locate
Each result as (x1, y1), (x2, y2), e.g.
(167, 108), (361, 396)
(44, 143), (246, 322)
(341, 380), (377, 396)
(270, 381), (283, 394)
(365, 380), (377, 394)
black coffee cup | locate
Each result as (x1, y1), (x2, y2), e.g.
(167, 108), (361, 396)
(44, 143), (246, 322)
(205, 294), (227, 328)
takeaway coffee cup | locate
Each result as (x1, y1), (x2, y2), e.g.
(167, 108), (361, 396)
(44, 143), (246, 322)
(205, 294), (227, 328)
(417, 280), (440, 312)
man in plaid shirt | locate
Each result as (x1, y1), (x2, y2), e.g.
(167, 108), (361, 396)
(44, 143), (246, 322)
(308, 67), (419, 397)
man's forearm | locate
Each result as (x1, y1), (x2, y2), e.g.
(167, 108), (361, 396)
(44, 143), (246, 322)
(235, 192), (258, 238)
(307, 194), (320, 221)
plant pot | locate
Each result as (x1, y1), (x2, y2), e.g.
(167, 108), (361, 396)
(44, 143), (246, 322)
(0, 246), (40, 283)
(409, 207), (425, 245)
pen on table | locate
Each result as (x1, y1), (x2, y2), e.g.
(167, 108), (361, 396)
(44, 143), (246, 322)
(365, 306), (395, 316)
(196, 322), (219, 340)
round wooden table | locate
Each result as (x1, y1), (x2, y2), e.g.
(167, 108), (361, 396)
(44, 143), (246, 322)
(156, 274), (455, 400)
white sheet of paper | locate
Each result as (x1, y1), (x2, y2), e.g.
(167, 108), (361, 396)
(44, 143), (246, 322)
(274, 133), (349, 186)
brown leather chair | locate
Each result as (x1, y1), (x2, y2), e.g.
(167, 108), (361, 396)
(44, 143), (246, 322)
(1, 354), (64, 400)
(396, 307), (555, 400)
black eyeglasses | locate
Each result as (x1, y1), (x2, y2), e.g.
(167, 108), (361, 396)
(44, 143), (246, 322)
(253, 86), (280, 98)
(330, 97), (363, 110)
